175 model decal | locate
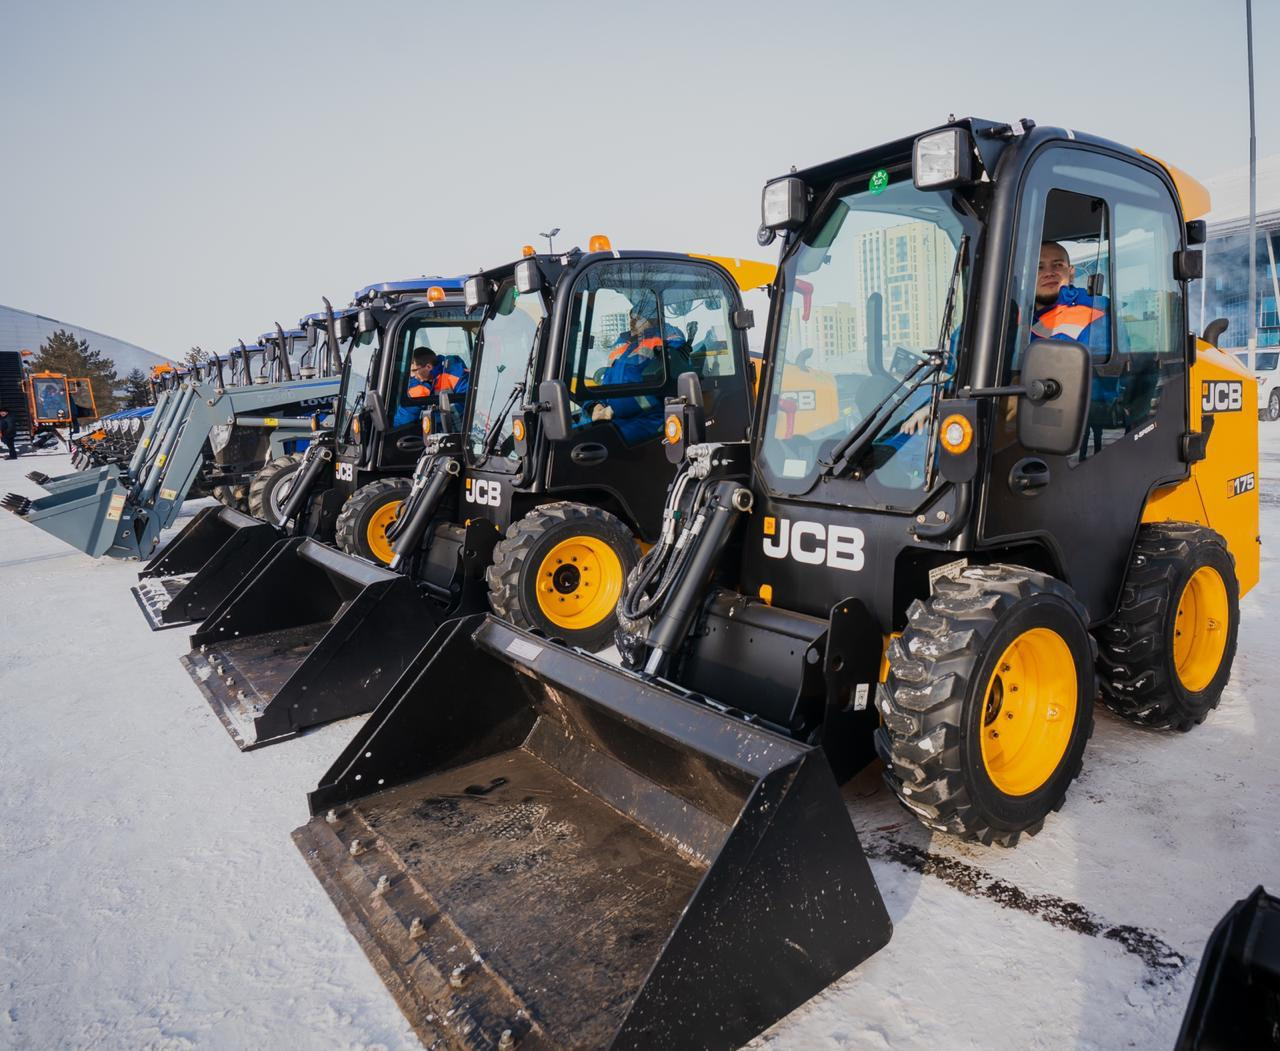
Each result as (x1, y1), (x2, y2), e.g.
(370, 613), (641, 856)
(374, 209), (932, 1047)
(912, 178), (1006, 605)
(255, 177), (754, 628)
(1227, 472), (1256, 498)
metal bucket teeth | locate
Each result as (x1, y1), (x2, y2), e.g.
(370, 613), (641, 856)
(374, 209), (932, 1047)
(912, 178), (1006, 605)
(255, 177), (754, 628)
(24, 471), (49, 485)
(2, 493), (31, 516)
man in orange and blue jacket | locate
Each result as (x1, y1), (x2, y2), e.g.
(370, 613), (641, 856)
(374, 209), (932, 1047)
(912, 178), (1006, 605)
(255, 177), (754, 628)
(392, 348), (470, 428)
(585, 294), (686, 444)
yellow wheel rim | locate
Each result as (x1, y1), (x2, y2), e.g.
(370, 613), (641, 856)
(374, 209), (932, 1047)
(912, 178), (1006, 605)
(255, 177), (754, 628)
(365, 500), (402, 566)
(979, 627), (1077, 797)
(534, 535), (623, 631)
(1173, 566), (1229, 693)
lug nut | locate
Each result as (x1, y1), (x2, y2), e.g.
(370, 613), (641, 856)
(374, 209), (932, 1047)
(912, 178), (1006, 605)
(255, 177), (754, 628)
(374, 875), (390, 895)
(349, 839), (366, 856)
(498, 1030), (516, 1049)
(409, 917), (425, 940)
(449, 965), (468, 989)
(325, 810), (338, 824)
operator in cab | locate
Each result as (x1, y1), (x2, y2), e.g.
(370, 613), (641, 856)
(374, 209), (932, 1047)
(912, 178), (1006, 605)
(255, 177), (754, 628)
(584, 292), (687, 444)
(392, 347), (470, 429)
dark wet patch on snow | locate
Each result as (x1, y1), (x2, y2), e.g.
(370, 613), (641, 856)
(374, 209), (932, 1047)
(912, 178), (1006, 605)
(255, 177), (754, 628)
(864, 834), (1187, 985)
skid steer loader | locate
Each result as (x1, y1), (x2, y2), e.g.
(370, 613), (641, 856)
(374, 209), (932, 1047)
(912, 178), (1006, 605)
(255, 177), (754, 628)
(3, 330), (340, 559)
(181, 242), (772, 748)
(292, 119), (1258, 1048)
(131, 278), (478, 630)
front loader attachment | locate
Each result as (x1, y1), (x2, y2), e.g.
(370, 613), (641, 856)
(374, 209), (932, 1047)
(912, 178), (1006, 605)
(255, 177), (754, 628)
(181, 538), (447, 749)
(1176, 886), (1280, 1050)
(131, 505), (284, 630)
(295, 615), (891, 1050)
(2, 465), (138, 558)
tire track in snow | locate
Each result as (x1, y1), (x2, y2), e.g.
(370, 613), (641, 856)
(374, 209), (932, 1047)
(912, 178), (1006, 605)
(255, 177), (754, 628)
(863, 830), (1188, 986)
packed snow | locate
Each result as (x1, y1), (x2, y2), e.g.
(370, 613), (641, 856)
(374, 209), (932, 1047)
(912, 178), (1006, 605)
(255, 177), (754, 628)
(0, 431), (1276, 1050)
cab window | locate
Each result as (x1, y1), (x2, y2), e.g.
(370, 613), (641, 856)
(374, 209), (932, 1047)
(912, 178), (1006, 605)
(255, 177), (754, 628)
(1006, 150), (1185, 463)
(388, 308), (478, 427)
(564, 260), (739, 445)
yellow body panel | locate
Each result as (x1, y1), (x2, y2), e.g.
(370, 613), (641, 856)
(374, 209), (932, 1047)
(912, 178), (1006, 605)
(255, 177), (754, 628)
(1141, 342), (1259, 597)
(1139, 151), (1212, 221)
(689, 255), (778, 293)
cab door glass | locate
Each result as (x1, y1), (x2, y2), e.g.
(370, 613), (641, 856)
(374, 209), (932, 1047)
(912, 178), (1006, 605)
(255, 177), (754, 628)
(1005, 154), (1185, 465)
(390, 310), (477, 432)
(565, 260), (738, 446)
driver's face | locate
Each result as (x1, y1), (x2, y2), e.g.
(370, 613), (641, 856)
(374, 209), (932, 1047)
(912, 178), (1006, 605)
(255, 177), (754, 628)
(629, 312), (655, 337)
(1037, 244), (1074, 304)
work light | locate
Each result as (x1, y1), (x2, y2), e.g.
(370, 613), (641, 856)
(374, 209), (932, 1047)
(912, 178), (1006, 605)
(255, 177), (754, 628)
(913, 128), (974, 190)
(761, 177), (806, 231)
(515, 259), (542, 294)
(464, 276), (490, 312)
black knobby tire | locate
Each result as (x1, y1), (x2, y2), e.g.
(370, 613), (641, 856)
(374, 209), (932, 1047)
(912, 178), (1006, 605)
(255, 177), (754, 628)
(487, 502), (640, 650)
(334, 477), (413, 565)
(211, 484), (249, 513)
(248, 453), (305, 521)
(875, 564), (1096, 847)
(1095, 522), (1239, 731)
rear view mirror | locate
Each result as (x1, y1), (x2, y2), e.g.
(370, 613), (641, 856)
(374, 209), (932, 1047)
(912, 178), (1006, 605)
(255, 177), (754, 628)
(307, 325), (319, 349)
(1017, 339), (1090, 456)
(365, 388), (390, 432)
(538, 379), (572, 442)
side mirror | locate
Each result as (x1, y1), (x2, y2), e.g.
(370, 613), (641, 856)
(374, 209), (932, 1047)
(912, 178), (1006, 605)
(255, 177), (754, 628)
(1017, 339), (1091, 456)
(538, 379), (572, 442)
(306, 325), (319, 349)
(663, 371), (706, 464)
(365, 388), (391, 433)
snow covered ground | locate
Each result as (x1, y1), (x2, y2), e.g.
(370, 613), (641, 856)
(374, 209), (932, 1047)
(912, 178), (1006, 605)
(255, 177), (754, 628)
(0, 434), (1276, 1050)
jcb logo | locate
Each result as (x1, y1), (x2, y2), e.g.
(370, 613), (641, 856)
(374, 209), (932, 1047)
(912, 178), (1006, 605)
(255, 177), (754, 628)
(334, 462), (354, 482)
(465, 478), (502, 507)
(761, 516), (865, 572)
(1202, 381), (1243, 413)
(1228, 472), (1255, 498)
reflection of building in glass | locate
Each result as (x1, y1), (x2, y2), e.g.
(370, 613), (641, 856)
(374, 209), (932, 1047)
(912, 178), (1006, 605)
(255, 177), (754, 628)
(785, 303), (860, 364)
(857, 221), (954, 351)
(599, 312), (628, 347)
(1192, 156), (1280, 351)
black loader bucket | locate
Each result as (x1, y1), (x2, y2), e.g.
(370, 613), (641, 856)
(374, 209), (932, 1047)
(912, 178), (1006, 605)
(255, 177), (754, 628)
(294, 614), (892, 1050)
(180, 537), (445, 749)
(131, 505), (284, 631)
(1176, 886), (1280, 1050)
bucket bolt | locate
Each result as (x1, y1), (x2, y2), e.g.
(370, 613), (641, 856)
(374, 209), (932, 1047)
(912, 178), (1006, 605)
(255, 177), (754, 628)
(408, 917), (426, 940)
(374, 875), (390, 895)
(349, 839), (367, 856)
(324, 810), (338, 825)
(449, 965), (469, 989)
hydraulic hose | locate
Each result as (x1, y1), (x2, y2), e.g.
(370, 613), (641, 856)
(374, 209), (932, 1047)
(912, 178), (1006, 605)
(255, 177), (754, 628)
(388, 456), (460, 573)
(644, 479), (751, 677)
(276, 443), (332, 529)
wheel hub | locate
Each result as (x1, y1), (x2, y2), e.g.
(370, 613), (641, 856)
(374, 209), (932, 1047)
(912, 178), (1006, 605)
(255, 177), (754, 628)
(552, 563), (581, 594)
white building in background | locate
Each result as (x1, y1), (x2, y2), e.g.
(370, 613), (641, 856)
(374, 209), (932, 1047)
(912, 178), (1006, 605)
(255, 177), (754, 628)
(0, 303), (172, 377)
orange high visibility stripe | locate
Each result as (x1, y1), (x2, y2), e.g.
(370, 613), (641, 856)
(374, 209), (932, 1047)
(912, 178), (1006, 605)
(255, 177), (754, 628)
(608, 336), (663, 362)
(435, 373), (461, 392)
(407, 383), (432, 398)
(1035, 303), (1103, 337)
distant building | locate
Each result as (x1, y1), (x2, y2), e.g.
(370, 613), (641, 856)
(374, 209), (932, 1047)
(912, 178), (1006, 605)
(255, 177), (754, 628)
(1194, 156), (1280, 351)
(0, 303), (172, 378)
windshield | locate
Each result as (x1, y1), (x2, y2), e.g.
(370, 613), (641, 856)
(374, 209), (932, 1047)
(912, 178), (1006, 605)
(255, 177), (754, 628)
(339, 328), (379, 437)
(468, 281), (545, 464)
(761, 174), (970, 500)
(1237, 350), (1280, 371)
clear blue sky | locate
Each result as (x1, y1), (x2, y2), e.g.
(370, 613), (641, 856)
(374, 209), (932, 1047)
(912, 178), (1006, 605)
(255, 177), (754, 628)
(1, 0), (1274, 360)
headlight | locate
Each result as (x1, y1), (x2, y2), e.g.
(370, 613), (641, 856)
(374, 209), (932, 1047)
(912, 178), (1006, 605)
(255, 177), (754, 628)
(913, 128), (975, 190)
(761, 177), (806, 231)
(515, 259), (542, 294)
(464, 275), (489, 312)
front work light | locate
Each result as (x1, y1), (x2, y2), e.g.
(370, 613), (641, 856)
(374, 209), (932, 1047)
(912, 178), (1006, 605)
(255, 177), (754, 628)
(464, 275), (490, 312)
(515, 259), (542, 294)
(761, 177), (806, 231)
(913, 128), (975, 190)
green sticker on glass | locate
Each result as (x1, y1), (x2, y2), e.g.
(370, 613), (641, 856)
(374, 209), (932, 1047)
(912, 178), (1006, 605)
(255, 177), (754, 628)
(868, 168), (889, 195)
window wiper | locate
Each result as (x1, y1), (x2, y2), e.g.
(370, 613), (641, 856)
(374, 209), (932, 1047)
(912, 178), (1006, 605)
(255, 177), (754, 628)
(818, 234), (967, 480)
(481, 379), (526, 457)
(923, 234), (968, 487)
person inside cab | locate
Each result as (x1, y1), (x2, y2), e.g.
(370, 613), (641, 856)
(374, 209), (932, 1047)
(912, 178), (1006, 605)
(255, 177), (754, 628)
(583, 292), (687, 444)
(392, 347), (470, 429)
(1032, 239), (1115, 458)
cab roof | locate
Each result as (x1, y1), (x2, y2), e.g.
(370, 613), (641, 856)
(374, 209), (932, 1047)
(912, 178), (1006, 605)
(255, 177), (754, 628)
(352, 276), (467, 304)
